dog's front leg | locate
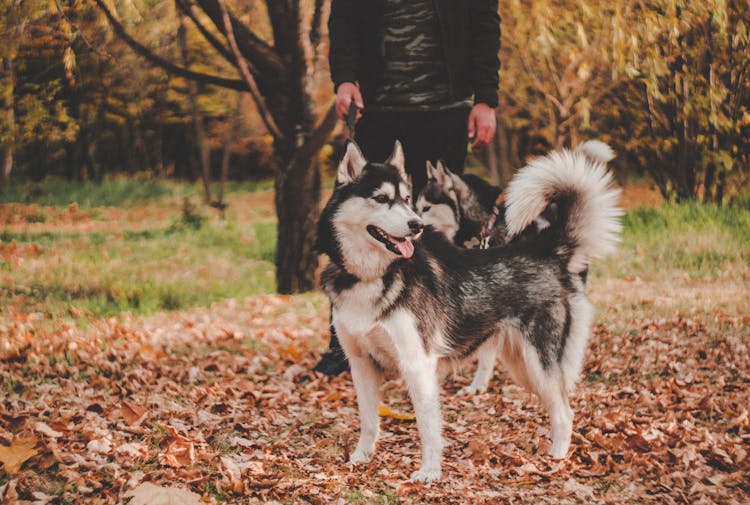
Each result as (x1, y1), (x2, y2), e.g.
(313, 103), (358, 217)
(347, 352), (382, 464)
(383, 312), (443, 482)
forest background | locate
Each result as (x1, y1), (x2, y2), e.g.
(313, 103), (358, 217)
(1, 1), (749, 503)
(1, 0), (748, 293)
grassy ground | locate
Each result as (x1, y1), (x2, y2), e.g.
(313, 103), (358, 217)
(0, 179), (278, 318)
(0, 178), (748, 504)
(1, 178), (747, 319)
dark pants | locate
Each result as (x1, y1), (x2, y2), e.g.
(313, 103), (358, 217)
(356, 108), (471, 195)
(318, 108), (470, 371)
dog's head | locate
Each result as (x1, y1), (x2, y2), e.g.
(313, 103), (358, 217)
(416, 161), (461, 241)
(417, 161), (507, 247)
(318, 141), (423, 278)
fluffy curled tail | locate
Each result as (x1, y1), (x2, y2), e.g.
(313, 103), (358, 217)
(574, 140), (615, 164)
(504, 143), (623, 273)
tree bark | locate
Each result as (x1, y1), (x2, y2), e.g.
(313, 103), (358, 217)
(275, 151), (322, 293)
(477, 118), (517, 190)
(274, 104), (337, 294)
(96, 0), (338, 293)
(178, 12), (212, 203)
(2, 144), (12, 191)
(1, 58), (14, 191)
(215, 93), (243, 219)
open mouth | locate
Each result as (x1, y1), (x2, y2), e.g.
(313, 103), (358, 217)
(367, 225), (415, 258)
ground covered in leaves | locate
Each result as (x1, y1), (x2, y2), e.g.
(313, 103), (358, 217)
(1, 281), (748, 504)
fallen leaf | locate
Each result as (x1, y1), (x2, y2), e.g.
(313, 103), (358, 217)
(34, 422), (63, 439)
(124, 482), (203, 505)
(0, 435), (38, 474)
(378, 404), (415, 421)
(87, 437), (113, 455)
(120, 401), (149, 426)
(161, 436), (194, 468)
(468, 439), (489, 465)
(627, 433), (652, 453)
(563, 478), (595, 500)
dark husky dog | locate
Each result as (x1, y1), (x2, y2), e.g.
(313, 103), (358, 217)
(416, 140), (616, 249)
(317, 141), (621, 482)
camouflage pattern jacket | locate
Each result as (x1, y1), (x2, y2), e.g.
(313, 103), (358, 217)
(328, 0), (501, 108)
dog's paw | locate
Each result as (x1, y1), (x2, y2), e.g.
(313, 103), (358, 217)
(548, 441), (569, 460)
(411, 467), (441, 483)
(350, 447), (373, 464)
(458, 384), (486, 396)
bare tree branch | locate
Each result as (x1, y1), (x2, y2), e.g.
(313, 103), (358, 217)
(279, 103), (337, 184)
(175, 0), (236, 67)
(217, 0), (283, 140)
(195, 0), (285, 78)
(93, 0), (246, 90)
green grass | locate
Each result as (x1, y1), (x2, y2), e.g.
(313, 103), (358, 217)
(0, 219), (277, 318)
(2, 175), (747, 319)
(595, 200), (750, 280)
(0, 176), (275, 208)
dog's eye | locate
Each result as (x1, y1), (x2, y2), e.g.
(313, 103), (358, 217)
(373, 195), (390, 204)
(422, 205), (431, 212)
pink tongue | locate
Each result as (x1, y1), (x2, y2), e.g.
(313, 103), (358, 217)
(396, 239), (414, 259)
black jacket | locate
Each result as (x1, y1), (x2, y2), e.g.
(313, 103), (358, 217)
(328, 0), (501, 108)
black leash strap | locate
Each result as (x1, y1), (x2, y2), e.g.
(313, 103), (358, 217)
(346, 100), (359, 141)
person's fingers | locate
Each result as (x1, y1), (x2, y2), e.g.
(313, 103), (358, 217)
(472, 123), (492, 149)
(480, 123), (492, 145)
(467, 111), (477, 140)
(353, 88), (364, 109)
(336, 94), (350, 120)
(486, 118), (497, 141)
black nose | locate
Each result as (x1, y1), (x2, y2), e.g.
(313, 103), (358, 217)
(408, 219), (424, 233)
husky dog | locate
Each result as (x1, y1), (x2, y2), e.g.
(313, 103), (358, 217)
(317, 140), (621, 482)
(416, 140), (616, 249)
(415, 142), (616, 396)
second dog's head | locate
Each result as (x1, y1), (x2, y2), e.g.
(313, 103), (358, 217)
(417, 161), (502, 247)
(318, 141), (423, 278)
(416, 161), (462, 241)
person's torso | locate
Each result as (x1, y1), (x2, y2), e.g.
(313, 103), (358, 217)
(370, 0), (472, 111)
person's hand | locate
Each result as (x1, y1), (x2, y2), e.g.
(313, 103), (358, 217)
(468, 103), (496, 149)
(336, 82), (364, 121)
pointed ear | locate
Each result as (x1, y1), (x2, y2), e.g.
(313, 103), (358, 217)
(386, 140), (408, 181)
(337, 142), (367, 185)
(426, 160), (438, 181)
(434, 160), (451, 188)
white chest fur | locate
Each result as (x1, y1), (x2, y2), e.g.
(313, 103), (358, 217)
(331, 280), (401, 370)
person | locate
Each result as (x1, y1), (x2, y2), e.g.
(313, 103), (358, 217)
(314, 0), (501, 375)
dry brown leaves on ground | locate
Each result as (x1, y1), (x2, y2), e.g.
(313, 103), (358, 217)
(0, 287), (748, 504)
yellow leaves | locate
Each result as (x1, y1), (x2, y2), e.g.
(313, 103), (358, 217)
(0, 435), (38, 475)
(63, 47), (76, 86)
(378, 404), (415, 421)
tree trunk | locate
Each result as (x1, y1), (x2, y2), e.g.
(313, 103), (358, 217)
(274, 147), (322, 293)
(178, 13), (212, 203)
(1, 145), (12, 191)
(215, 93), (242, 218)
(477, 118), (519, 190)
(703, 162), (716, 203)
(1, 58), (13, 191)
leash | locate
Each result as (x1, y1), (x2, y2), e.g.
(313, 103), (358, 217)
(479, 192), (505, 250)
(346, 100), (359, 141)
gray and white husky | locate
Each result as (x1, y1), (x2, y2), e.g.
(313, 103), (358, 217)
(317, 140), (621, 482)
(416, 140), (616, 249)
